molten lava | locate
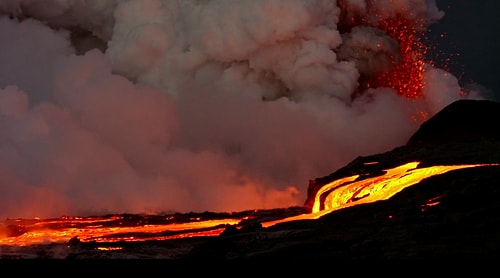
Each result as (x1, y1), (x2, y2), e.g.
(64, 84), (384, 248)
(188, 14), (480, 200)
(1, 161), (495, 247)
(0, 215), (240, 246)
(262, 161), (497, 227)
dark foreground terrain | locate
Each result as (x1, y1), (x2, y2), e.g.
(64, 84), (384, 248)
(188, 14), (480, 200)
(2, 99), (500, 267)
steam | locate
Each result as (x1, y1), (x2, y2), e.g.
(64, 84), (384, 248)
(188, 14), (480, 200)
(0, 0), (488, 219)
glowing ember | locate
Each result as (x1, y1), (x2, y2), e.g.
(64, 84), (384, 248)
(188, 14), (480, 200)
(420, 195), (443, 212)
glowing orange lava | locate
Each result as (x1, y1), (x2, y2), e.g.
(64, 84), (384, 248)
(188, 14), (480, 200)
(0, 215), (241, 246)
(263, 161), (497, 227)
(1, 162), (496, 247)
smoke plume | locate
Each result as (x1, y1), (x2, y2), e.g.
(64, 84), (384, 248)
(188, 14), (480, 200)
(0, 0), (488, 219)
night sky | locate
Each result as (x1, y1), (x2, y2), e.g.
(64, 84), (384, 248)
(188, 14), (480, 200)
(427, 0), (500, 99)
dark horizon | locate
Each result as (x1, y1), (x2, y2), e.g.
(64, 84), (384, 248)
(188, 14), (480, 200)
(427, 0), (500, 99)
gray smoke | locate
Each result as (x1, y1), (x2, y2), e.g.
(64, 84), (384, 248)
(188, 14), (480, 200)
(0, 0), (487, 219)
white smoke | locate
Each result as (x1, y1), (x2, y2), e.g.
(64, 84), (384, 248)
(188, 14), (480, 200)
(0, 0), (488, 219)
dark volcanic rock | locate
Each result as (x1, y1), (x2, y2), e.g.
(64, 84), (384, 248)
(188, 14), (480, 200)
(407, 99), (500, 146)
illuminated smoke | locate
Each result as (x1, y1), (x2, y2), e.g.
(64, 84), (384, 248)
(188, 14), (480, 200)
(0, 0), (489, 218)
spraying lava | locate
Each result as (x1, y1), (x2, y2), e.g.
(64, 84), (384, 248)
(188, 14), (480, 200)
(374, 16), (428, 98)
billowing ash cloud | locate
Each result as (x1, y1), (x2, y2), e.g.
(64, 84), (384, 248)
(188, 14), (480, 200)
(0, 0), (488, 218)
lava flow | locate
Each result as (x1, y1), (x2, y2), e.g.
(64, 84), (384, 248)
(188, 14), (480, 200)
(262, 161), (498, 227)
(0, 161), (496, 247)
(0, 215), (241, 246)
